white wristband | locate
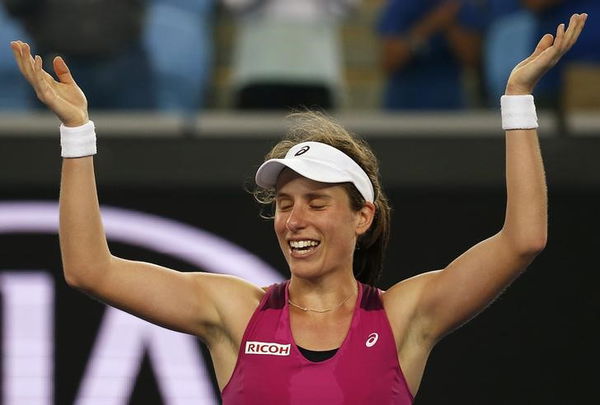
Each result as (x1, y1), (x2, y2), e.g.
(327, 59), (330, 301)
(60, 121), (97, 158)
(501, 95), (538, 130)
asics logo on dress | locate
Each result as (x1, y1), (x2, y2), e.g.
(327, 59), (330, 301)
(245, 341), (291, 356)
(365, 332), (379, 348)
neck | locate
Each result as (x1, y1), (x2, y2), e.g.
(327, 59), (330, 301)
(288, 272), (358, 313)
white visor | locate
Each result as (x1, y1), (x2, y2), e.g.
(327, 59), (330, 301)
(255, 141), (374, 202)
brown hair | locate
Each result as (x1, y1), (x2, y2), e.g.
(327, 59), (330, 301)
(252, 111), (391, 286)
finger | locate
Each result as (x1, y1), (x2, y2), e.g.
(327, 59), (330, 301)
(560, 14), (579, 49)
(32, 55), (55, 102)
(29, 50), (56, 85)
(11, 41), (33, 82)
(532, 33), (555, 58)
(552, 22), (566, 51)
(535, 22), (566, 65)
(563, 13), (587, 52)
(10, 41), (27, 76)
(53, 56), (76, 84)
(534, 30), (566, 67)
(514, 34), (554, 69)
(552, 14), (585, 60)
(20, 43), (39, 85)
(33, 55), (48, 99)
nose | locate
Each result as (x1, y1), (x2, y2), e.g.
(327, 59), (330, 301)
(286, 206), (306, 232)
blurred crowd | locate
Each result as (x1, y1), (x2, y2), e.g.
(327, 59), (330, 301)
(0, 0), (598, 113)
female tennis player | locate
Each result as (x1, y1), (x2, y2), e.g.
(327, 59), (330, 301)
(10, 13), (587, 404)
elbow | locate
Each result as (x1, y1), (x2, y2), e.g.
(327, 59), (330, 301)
(525, 239), (546, 256)
(62, 256), (112, 291)
(519, 235), (547, 256)
(63, 266), (99, 295)
(63, 266), (86, 289)
(501, 228), (547, 255)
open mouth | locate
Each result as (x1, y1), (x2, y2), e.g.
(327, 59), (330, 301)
(288, 240), (321, 256)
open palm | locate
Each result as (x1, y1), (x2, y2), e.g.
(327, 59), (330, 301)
(506, 13), (588, 95)
(10, 41), (88, 127)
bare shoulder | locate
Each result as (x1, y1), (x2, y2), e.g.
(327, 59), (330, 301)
(190, 273), (267, 316)
(189, 273), (268, 344)
(381, 271), (439, 308)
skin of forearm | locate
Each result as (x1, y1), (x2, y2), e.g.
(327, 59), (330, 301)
(410, 17), (442, 43)
(381, 38), (412, 73)
(381, 17), (450, 73)
(382, 2), (462, 73)
(59, 157), (112, 287)
(502, 129), (548, 252)
(444, 24), (482, 68)
(410, 0), (460, 42)
(522, 0), (565, 13)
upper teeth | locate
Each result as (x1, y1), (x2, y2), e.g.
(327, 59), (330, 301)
(290, 240), (319, 248)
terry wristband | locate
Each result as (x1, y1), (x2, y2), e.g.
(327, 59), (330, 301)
(501, 95), (538, 130)
(60, 121), (97, 158)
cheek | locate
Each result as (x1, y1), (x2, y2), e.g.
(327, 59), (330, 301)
(323, 215), (356, 241)
(273, 215), (287, 239)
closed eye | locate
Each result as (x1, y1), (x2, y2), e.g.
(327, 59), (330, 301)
(309, 197), (330, 210)
(277, 204), (292, 211)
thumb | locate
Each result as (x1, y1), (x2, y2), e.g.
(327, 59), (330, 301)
(525, 33), (555, 64)
(513, 33), (554, 70)
(531, 33), (555, 58)
(53, 56), (76, 84)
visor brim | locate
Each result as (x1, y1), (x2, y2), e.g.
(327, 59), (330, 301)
(255, 158), (352, 189)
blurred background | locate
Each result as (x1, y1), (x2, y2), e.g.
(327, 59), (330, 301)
(0, 0), (599, 404)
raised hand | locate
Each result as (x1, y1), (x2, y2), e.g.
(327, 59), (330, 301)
(10, 41), (89, 127)
(506, 13), (588, 95)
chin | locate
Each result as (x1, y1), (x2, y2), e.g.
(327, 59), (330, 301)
(288, 263), (324, 280)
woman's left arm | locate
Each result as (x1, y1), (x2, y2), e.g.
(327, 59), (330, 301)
(388, 13), (588, 345)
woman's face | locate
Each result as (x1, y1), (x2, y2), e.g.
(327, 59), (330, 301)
(274, 169), (374, 280)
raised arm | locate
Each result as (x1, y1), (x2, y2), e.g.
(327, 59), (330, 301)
(9, 41), (263, 342)
(385, 14), (588, 345)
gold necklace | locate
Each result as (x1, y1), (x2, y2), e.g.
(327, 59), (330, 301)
(288, 283), (357, 313)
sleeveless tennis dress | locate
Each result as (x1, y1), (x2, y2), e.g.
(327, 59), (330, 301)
(221, 280), (414, 404)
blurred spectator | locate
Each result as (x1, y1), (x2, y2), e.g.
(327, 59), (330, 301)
(2, 0), (155, 110)
(222, 0), (359, 111)
(144, 0), (215, 114)
(482, 0), (536, 104)
(377, 0), (484, 110)
(0, 3), (31, 110)
(523, 0), (600, 108)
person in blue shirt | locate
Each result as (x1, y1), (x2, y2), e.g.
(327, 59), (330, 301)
(482, 0), (537, 104)
(377, 0), (484, 110)
(143, 0), (215, 113)
(0, 3), (31, 110)
(2, 0), (155, 111)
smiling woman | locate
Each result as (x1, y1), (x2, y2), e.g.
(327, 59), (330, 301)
(8, 12), (588, 405)
(253, 112), (392, 286)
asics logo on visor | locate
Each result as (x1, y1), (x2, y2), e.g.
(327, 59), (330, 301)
(294, 146), (310, 156)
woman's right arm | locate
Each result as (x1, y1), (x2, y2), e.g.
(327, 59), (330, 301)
(10, 41), (263, 341)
